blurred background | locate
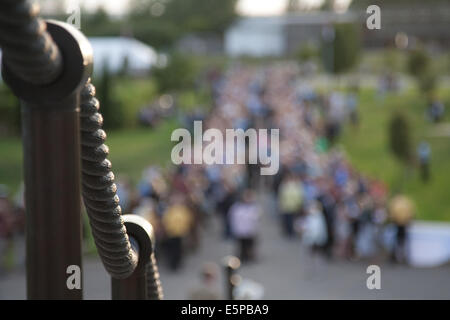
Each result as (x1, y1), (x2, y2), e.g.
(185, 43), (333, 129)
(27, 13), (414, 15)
(0, 0), (450, 299)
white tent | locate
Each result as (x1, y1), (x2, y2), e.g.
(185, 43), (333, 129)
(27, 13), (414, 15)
(88, 37), (159, 76)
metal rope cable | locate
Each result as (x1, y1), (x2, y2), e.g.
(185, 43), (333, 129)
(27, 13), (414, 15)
(0, 0), (63, 85)
(146, 253), (164, 299)
(80, 80), (139, 279)
(81, 80), (164, 297)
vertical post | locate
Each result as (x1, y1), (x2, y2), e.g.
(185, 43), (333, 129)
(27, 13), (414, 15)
(22, 98), (82, 299)
(223, 256), (241, 300)
(111, 215), (156, 300)
(2, 21), (93, 299)
(111, 237), (147, 300)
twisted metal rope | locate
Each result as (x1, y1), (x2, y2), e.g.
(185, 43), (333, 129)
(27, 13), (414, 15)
(0, 0), (62, 85)
(146, 253), (164, 300)
(80, 79), (138, 279)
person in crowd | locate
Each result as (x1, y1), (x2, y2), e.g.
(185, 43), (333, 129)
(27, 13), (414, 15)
(278, 174), (303, 238)
(300, 201), (328, 271)
(216, 180), (237, 239)
(162, 193), (193, 271)
(347, 89), (359, 127)
(427, 97), (445, 123)
(188, 262), (222, 300)
(229, 190), (260, 263)
(388, 194), (415, 264)
(417, 141), (431, 183)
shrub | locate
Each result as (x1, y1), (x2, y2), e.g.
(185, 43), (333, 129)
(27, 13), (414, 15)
(389, 112), (413, 166)
(152, 53), (197, 93)
(322, 23), (361, 74)
(96, 65), (125, 130)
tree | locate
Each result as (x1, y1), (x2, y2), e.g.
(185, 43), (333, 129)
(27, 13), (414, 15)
(407, 48), (430, 78)
(320, 0), (337, 11)
(407, 47), (438, 95)
(322, 23), (361, 74)
(389, 112), (413, 166)
(286, 0), (301, 12)
(81, 7), (123, 37)
(152, 53), (197, 93)
(296, 42), (319, 63)
(97, 63), (125, 130)
(0, 84), (20, 134)
(129, 0), (238, 47)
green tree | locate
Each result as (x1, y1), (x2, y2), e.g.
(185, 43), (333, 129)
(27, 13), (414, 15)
(407, 48), (430, 78)
(286, 0), (301, 12)
(407, 47), (438, 95)
(320, 0), (337, 11)
(322, 23), (361, 74)
(97, 63), (125, 130)
(0, 84), (20, 134)
(82, 7), (122, 37)
(152, 53), (197, 93)
(129, 0), (238, 47)
(296, 42), (319, 63)
(389, 112), (413, 166)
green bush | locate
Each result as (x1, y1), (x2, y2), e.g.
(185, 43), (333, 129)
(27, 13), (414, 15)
(407, 47), (438, 95)
(407, 48), (430, 78)
(296, 42), (319, 63)
(152, 53), (198, 93)
(0, 84), (20, 134)
(389, 111), (413, 166)
(322, 23), (361, 74)
(95, 65), (125, 130)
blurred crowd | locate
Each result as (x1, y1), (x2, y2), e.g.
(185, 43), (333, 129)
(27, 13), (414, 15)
(115, 63), (415, 272)
(0, 64), (416, 274)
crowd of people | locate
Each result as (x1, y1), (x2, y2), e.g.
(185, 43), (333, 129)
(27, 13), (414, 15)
(115, 63), (414, 272)
(0, 63), (415, 274)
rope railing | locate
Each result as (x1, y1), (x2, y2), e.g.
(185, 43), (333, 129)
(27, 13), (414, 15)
(0, 0), (62, 85)
(0, 0), (162, 299)
(80, 79), (139, 279)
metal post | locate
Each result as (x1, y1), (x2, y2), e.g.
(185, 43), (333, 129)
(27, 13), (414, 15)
(223, 256), (241, 300)
(111, 215), (155, 300)
(2, 21), (93, 299)
(22, 99), (82, 299)
(111, 237), (147, 299)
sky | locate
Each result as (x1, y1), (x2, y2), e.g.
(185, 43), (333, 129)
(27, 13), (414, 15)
(56, 0), (351, 16)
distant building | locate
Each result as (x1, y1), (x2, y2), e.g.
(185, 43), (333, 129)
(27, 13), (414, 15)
(225, 16), (286, 57)
(225, 5), (450, 58)
(89, 37), (159, 76)
(359, 6), (450, 48)
(176, 34), (223, 55)
(224, 12), (357, 57)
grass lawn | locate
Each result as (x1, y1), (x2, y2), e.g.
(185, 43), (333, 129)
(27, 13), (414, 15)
(340, 86), (450, 221)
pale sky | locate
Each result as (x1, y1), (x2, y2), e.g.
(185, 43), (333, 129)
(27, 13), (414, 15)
(53, 0), (351, 16)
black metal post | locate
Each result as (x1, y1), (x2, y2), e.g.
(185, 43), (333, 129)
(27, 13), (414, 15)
(111, 215), (155, 300)
(2, 21), (92, 299)
(22, 98), (82, 299)
(223, 256), (241, 300)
